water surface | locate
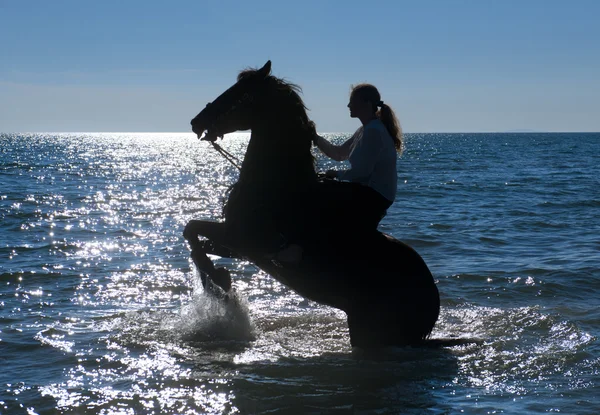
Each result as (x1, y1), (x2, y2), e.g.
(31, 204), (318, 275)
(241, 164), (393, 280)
(1, 132), (599, 414)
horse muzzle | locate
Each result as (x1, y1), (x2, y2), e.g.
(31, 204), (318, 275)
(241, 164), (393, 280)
(191, 120), (219, 141)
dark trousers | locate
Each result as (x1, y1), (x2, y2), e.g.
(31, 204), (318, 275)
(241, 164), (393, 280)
(317, 181), (392, 232)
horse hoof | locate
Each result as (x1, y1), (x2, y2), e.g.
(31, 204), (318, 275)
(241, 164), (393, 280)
(183, 220), (201, 242)
(212, 268), (232, 292)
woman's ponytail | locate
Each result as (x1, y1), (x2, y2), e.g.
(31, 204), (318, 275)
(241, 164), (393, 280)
(377, 103), (403, 153)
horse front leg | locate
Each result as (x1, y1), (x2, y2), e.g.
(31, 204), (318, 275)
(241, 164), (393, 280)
(183, 220), (238, 293)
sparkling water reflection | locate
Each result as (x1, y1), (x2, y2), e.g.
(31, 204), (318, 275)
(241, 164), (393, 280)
(1, 132), (599, 413)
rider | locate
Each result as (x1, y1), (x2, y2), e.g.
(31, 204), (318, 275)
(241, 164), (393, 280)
(313, 83), (403, 231)
(273, 83), (402, 264)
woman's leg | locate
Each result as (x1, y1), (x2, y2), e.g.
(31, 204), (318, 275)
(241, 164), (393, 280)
(320, 181), (391, 232)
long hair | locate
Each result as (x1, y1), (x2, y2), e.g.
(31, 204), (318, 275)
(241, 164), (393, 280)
(351, 84), (403, 153)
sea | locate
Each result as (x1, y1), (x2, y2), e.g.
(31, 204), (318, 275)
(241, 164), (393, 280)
(0, 132), (599, 414)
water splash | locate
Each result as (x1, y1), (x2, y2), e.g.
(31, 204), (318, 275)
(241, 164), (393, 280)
(176, 288), (256, 343)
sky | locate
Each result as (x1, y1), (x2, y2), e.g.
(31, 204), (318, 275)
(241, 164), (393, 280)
(1, 0), (599, 133)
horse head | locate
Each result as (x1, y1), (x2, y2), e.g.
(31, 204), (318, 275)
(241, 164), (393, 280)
(191, 61), (272, 141)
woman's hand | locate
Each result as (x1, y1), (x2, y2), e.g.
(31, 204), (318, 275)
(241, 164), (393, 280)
(312, 134), (320, 146)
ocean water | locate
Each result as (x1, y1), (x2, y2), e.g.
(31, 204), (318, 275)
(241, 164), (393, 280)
(0, 132), (599, 414)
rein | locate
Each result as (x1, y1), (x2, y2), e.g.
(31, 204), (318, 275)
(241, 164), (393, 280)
(210, 140), (242, 171)
(207, 140), (242, 218)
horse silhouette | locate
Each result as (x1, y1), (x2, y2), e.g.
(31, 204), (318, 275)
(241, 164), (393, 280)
(184, 60), (439, 348)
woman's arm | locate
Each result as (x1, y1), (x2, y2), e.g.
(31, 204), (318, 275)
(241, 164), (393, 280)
(314, 132), (358, 161)
(337, 128), (382, 182)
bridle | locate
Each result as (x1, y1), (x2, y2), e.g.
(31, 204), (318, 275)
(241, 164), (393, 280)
(203, 92), (255, 171)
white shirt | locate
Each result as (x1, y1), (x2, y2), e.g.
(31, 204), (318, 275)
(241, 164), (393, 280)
(337, 119), (398, 202)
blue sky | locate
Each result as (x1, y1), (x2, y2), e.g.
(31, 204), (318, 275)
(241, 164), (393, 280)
(1, 0), (599, 132)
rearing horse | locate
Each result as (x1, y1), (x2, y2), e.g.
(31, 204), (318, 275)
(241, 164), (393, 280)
(184, 61), (440, 348)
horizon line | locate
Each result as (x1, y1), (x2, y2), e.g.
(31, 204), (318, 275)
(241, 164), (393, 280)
(2, 131), (600, 135)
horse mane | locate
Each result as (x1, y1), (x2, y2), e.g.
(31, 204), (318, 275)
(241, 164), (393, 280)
(237, 67), (317, 143)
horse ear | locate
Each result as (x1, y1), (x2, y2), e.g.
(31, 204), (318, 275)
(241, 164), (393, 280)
(258, 60), (271, 78)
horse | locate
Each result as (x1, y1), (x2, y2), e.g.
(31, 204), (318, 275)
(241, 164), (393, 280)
(184, 60), (440, 348)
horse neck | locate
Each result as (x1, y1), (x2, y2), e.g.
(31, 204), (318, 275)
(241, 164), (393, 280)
(238, 124), (317, 189)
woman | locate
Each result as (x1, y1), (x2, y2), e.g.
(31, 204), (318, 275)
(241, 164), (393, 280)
(273, 83), (402, 264)
(313, 83), (403, 231)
